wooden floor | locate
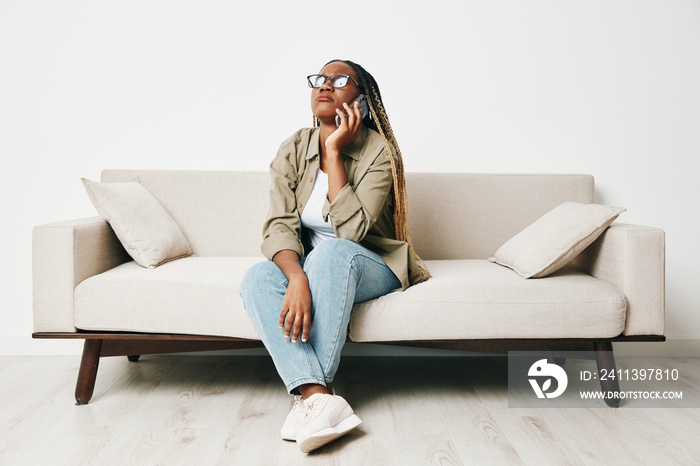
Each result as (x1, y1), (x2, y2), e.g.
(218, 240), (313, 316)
(1, 355), (699, 465)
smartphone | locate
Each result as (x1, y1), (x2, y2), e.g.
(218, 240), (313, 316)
(335, 94), (369, 127)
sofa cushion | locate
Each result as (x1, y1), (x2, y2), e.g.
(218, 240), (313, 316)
(349, 260), (626, 341)
(74, 258), (626, 341)
(100, 171), (595, 260)
(82, 178), (193, 268)
(74, 256), (264, 339)
(488, 202), (625, 278)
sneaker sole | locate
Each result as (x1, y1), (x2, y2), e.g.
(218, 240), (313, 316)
(298, 414), (362, 453)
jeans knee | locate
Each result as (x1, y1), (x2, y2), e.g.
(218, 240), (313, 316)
(305, 238), (357, 264)
(303, 240), (366, 287)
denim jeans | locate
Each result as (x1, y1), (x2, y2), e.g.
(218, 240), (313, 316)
(240, 238), (400, 395)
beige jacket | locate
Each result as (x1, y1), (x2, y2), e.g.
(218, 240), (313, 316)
(261, 126), (427, 290)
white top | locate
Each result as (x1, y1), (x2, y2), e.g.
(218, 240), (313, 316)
(300, 168), (336, 249)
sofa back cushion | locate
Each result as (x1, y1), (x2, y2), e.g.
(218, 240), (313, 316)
(102, 170), (269, 257)
(101, 170), (593, 259)
(406, 173), (594, 259)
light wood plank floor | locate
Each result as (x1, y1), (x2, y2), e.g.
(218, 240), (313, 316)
(1, 355), (698, 465)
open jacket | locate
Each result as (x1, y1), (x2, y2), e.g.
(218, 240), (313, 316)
(261, 125), (427, 290)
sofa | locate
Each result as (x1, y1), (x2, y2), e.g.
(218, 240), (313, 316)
(32, 170), (666, 407)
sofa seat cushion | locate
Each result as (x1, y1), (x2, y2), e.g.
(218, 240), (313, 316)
(74, 257), (265, 339)
(349, 260), (626, 341)
(74, 258), (626, 342)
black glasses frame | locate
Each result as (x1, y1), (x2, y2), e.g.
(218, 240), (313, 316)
(307, 73), (361, 89)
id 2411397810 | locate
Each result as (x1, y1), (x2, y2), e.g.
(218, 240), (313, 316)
(581, 368), (680, 381)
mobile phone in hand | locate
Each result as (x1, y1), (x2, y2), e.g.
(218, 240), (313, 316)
(335, 94), (369, 127)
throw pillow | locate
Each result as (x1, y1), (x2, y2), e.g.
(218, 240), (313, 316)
(82, 178), (192, 268)
(488, 202), (625, 278)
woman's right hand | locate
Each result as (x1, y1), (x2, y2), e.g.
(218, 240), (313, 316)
(273, 249), (312, 343)
(279, 274), (312, 343)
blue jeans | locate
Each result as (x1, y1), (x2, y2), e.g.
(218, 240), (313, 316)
(240, 238), (400, 395)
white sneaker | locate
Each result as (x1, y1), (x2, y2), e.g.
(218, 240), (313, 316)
(280, 395), (306, 441)
(296, 393), (362, 453)
(280, 389), (336, 441)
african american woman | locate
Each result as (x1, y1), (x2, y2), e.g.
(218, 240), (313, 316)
(240, 59), (429, 453)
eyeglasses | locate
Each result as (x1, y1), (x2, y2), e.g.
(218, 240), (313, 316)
(307, 73), (361, 89)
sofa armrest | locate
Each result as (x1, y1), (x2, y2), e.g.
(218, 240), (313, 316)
(571, 223), (665, 336)
(33, 216), (131, 333)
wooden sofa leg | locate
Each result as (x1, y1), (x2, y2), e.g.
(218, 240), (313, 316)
(593, 341), (621, 408)
(127, 355), (140, 362)
(75, 339), (103, 405)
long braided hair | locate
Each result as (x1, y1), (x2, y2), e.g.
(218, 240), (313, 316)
(319, 59), (430, 280)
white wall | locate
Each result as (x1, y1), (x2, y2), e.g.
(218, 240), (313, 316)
(1, 0), (698, 355)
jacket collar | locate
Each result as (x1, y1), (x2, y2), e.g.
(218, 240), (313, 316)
(306, 125), (368, 161)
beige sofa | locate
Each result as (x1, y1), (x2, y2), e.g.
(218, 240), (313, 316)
(32, 171), (665, 406)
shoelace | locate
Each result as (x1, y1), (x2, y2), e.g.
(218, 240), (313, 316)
(303, 394), (327, 420)
(292, 395), (303, 408)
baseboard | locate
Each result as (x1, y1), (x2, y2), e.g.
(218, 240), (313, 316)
(3, 334), (699, 357)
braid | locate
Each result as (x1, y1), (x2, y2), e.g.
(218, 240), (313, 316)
(324, 59), (430, 279)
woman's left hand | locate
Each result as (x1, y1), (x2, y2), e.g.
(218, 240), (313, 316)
(325, 101), (363, 154)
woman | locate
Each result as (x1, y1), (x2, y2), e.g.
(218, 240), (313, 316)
(240, 59), (429, 453)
